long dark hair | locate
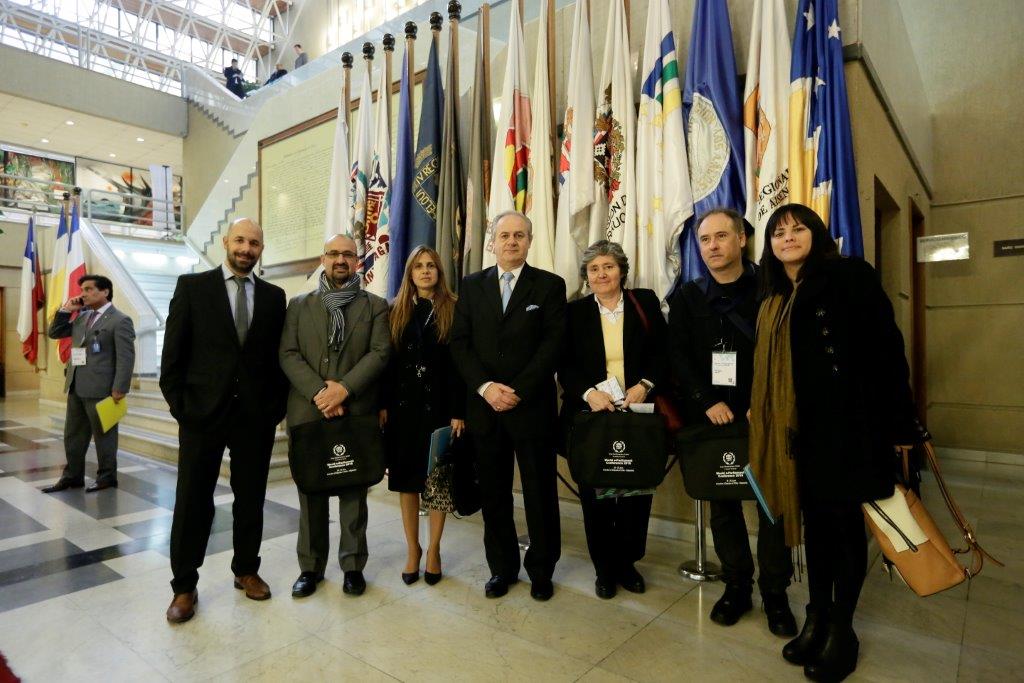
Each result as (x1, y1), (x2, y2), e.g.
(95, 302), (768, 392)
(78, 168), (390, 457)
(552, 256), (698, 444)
(757, 203), (839, 298)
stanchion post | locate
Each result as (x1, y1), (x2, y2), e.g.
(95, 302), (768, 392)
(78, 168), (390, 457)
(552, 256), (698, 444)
(678, 499), (722, 581)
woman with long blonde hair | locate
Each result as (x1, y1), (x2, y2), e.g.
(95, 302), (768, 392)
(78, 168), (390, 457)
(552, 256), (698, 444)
(381, 246), (464, 585)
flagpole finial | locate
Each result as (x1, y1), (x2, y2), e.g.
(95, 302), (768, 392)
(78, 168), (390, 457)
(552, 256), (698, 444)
(362, 42), (375, 61)
(429, 11), (443, 32)
(341, 51), (353, 68)
(405, 21), (418, 40)
(383, 33), (395, 52)
(447, 0), (461, 21)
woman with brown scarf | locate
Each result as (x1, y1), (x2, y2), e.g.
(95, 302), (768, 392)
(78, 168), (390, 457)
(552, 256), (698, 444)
(749, 204), (922, 682)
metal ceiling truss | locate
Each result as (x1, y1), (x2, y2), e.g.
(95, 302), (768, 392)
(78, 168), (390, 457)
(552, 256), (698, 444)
(0, 0), (295, 95)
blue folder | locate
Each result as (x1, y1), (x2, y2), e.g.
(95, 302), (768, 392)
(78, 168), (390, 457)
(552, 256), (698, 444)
(427, 426), (452, 475)
(743, 464), (777, 524)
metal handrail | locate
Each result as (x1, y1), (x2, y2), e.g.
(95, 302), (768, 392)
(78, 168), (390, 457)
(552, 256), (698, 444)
(0, 172), (76, 214)
(82, 187), (183, 233)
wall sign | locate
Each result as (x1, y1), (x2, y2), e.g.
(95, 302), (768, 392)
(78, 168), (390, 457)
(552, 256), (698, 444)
(916, 233), (969, 263)
(993, 238), (1024, 258)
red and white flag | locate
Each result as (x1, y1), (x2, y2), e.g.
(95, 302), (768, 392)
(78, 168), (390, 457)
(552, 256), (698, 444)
(61, 200), (87, 364)
(16, 217), (44, 365)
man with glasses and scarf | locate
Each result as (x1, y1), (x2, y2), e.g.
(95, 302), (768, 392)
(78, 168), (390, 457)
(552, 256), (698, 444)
(280, 234), (391, 598)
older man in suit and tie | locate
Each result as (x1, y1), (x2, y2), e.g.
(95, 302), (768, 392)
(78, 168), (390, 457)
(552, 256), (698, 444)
(160, 218), (288, 623)
(450, 210), (567, 601)
(280, 233), (390, 598)
(43, 274), (135, 493)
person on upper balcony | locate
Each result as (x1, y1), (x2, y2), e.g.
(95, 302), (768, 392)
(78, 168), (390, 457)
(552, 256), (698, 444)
(264, 63), (288, 87)
(223, 59), (245, 99)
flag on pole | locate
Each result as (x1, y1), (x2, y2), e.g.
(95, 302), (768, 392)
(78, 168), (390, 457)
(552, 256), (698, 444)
(324, 82), (352, 240)
(589, 0), (637, 269)
(61, 200), (87, 364)
(409, 32), (443, 252)
(553, 0), (595, 297)
(436, 22), (465, 290)
(388, 45), (415, 298)
(681, 0), (747, 283)
(484, 0), (531, 268)
(17, 217), (44, 365)
(463, 27), (493, 275)
(350, 63), (375, 264)
(525, 0), (555, 273)
(362, 58), (393, 296)
(789, 0), (862, 256)
(744, 0), (791, 258)
(636, 0), (694, 299)
(47, 204), (69, 327)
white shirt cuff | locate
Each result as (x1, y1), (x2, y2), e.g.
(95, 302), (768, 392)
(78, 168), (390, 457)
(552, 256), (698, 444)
(582, 388), (595, 402)
(477, 381), (493, 397)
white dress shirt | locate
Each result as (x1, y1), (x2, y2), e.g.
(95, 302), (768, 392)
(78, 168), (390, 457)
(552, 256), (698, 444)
(477, 263), (527, 397)
(222, 263), (255, 328)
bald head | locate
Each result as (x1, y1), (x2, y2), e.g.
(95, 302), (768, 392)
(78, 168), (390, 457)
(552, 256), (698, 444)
(321, 233), (359, 287)
(223, 218), (264, 275)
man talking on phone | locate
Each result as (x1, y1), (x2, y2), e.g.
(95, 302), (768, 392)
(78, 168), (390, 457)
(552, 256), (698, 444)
(43, 274), (136, 493)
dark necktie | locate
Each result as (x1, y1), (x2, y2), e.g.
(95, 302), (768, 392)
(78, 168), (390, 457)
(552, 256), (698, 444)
(233, 276), (249, 345)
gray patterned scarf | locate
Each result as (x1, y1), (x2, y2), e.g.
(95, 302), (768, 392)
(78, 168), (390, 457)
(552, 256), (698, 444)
(319, 271), (361, 348)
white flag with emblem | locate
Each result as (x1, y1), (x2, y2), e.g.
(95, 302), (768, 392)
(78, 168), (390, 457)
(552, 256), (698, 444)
(743, 0), (790, 258)
(636, 0), (693, 299)
(350, 64), (375, 261)
(526, 0), (555, 272)
(362, 59), (392, 296)
(324, 81), (352, 240)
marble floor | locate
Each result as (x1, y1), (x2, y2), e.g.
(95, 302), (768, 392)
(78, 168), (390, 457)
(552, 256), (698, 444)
(0, 396), (1021, 682)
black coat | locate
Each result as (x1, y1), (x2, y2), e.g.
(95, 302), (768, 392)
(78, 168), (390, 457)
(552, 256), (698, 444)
(159, 267), (288, 431)
(667, 264), (758, 424)
(558, 288), (668, 418)
(450, 263), (566, 439)
(789, 257), (919, 502)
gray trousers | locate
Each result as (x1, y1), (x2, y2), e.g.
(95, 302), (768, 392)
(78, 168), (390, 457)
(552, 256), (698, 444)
(296, 487), (369, 574)
(62, 392), (118, 484)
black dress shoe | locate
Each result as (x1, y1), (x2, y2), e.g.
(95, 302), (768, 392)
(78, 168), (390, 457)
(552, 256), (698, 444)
(424, 571), (442, 586)
(291, 571), (324, 598)
(342, 570), (366, 596)
(484, 575), (517, 598)
(86, 480), (117, 493)
(783, 605), (829, 665)
(595, 576), (617, 600)
(763, 591), (798, 637)
(401, 570), (420, 585)
(617, 565), (646, 594)
(530, 579), (554, 601)
(803, 614), (859, 682)
(709, 585), (753, 626)
(41, 480), (84, 493)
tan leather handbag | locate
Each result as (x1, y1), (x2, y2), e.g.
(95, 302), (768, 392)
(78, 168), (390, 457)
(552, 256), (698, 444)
(863, 442), (1002, 597)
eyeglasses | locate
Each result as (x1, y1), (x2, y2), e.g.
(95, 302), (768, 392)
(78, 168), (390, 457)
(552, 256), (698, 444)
(324, 250), (358, 260)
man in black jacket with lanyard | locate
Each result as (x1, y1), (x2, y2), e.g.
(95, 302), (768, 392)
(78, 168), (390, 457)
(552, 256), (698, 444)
(451, 210), (566, 601)
(668, 208), (795, 636)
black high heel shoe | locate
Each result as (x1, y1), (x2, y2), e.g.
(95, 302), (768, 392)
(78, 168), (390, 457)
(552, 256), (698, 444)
(402, 547), (422, 585)
(424, 549), (442, 585)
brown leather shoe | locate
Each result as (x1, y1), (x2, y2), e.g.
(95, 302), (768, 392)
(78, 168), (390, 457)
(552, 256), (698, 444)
(233, 573), (272, 600)
(166, 590), (198, 623)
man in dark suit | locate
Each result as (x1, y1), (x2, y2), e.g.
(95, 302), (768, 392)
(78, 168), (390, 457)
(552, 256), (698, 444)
(224, 58), (245, 98)
(160, 218), (288, 623)
(43, 274), (135, 493)
(279, 234), (390, 599)
(450, 210), (566, 601)
(667, 208), (795, 636)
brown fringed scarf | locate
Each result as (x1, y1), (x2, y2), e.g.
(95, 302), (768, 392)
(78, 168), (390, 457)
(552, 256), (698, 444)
(748, 290), (802, 547)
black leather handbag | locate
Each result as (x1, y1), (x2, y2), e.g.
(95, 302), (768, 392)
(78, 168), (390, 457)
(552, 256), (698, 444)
(450, 435), (481, 516)
(568, 410), (668, 489)
(288, 415), (386, 495)
(676, 422), (754, 501)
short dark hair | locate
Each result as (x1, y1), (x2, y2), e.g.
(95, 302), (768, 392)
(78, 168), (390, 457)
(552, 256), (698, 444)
(230, 58), (238, 63)
(696, 207), (745, 236)
(79, 274), (114, 302)
(757, 203), (839, 299)
(294, 43), (302, 49)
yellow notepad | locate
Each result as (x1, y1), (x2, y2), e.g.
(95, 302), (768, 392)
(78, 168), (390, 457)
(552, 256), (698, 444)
(96, 396), (128, 433)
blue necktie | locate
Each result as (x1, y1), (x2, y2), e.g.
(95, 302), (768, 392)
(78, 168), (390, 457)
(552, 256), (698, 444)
(501, 271), (514, 313)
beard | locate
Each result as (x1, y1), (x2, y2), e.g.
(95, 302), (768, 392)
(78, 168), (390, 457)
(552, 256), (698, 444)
(227, 250), (256, 274)
(327, 264), (351, 288)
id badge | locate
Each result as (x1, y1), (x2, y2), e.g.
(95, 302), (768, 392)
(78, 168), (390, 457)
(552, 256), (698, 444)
(71, 347), (87, 366)
(711, 351), (737, 387)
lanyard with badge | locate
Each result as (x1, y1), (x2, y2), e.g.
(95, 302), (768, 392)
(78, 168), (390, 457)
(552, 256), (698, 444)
(710, 306), (738, 387)
(71, 314), (101, 366)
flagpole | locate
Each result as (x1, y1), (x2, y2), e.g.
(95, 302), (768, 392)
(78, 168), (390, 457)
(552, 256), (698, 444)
(382, 33), (395, 129)
(481, 3), (491, 205)
(341, 51), (353, 129)
(547, 0), (556, 163)
(447, 2), (461, 112)
(404, 21), (417, 129)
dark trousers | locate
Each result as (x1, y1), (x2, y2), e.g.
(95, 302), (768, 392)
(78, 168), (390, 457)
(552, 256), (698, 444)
(579, 489), (652, 580)
(296, 487), (369, 574)
(472, 428), (561, 582)
(803, 499), (868, 623)
(710, 500), (793, 594)
(62, 391), (119, 484)
(169, 406), (275, 594)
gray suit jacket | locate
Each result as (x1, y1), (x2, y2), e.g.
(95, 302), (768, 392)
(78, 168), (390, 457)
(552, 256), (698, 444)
(279, 289), (391, 428)
(48, 305), (136, 398)
(294, 52), (308, 69)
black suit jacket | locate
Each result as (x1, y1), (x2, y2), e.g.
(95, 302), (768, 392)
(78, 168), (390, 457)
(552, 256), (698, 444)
(558, 288), (668, 417)
(450, 263), (566, 439)
(159, 267), (288, 431)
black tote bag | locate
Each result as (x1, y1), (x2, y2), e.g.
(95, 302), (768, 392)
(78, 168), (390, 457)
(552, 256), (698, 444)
(676, 422), (754, 501)
(568, 411), (669, 489)
(288, 414), (386, 495)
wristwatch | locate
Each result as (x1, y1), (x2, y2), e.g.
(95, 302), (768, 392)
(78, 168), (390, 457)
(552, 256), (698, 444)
(639, 379), (654, 392)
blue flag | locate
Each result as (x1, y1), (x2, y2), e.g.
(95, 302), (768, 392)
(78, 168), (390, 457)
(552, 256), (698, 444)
(408, 34), (443, 252)
(388, 51), (415, 299)
(680, 0), (747, 283)
(788, 0), (862, 257)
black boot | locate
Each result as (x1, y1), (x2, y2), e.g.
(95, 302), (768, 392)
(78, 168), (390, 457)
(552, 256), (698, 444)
(762, 591), (798, 637)
(709, 585), (753, 626)
(803, 613), (859, 682)
(783, 604), (829, 665)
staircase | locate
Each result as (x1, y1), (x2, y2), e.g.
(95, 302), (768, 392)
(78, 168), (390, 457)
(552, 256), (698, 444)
(44, 377), (292, 482)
